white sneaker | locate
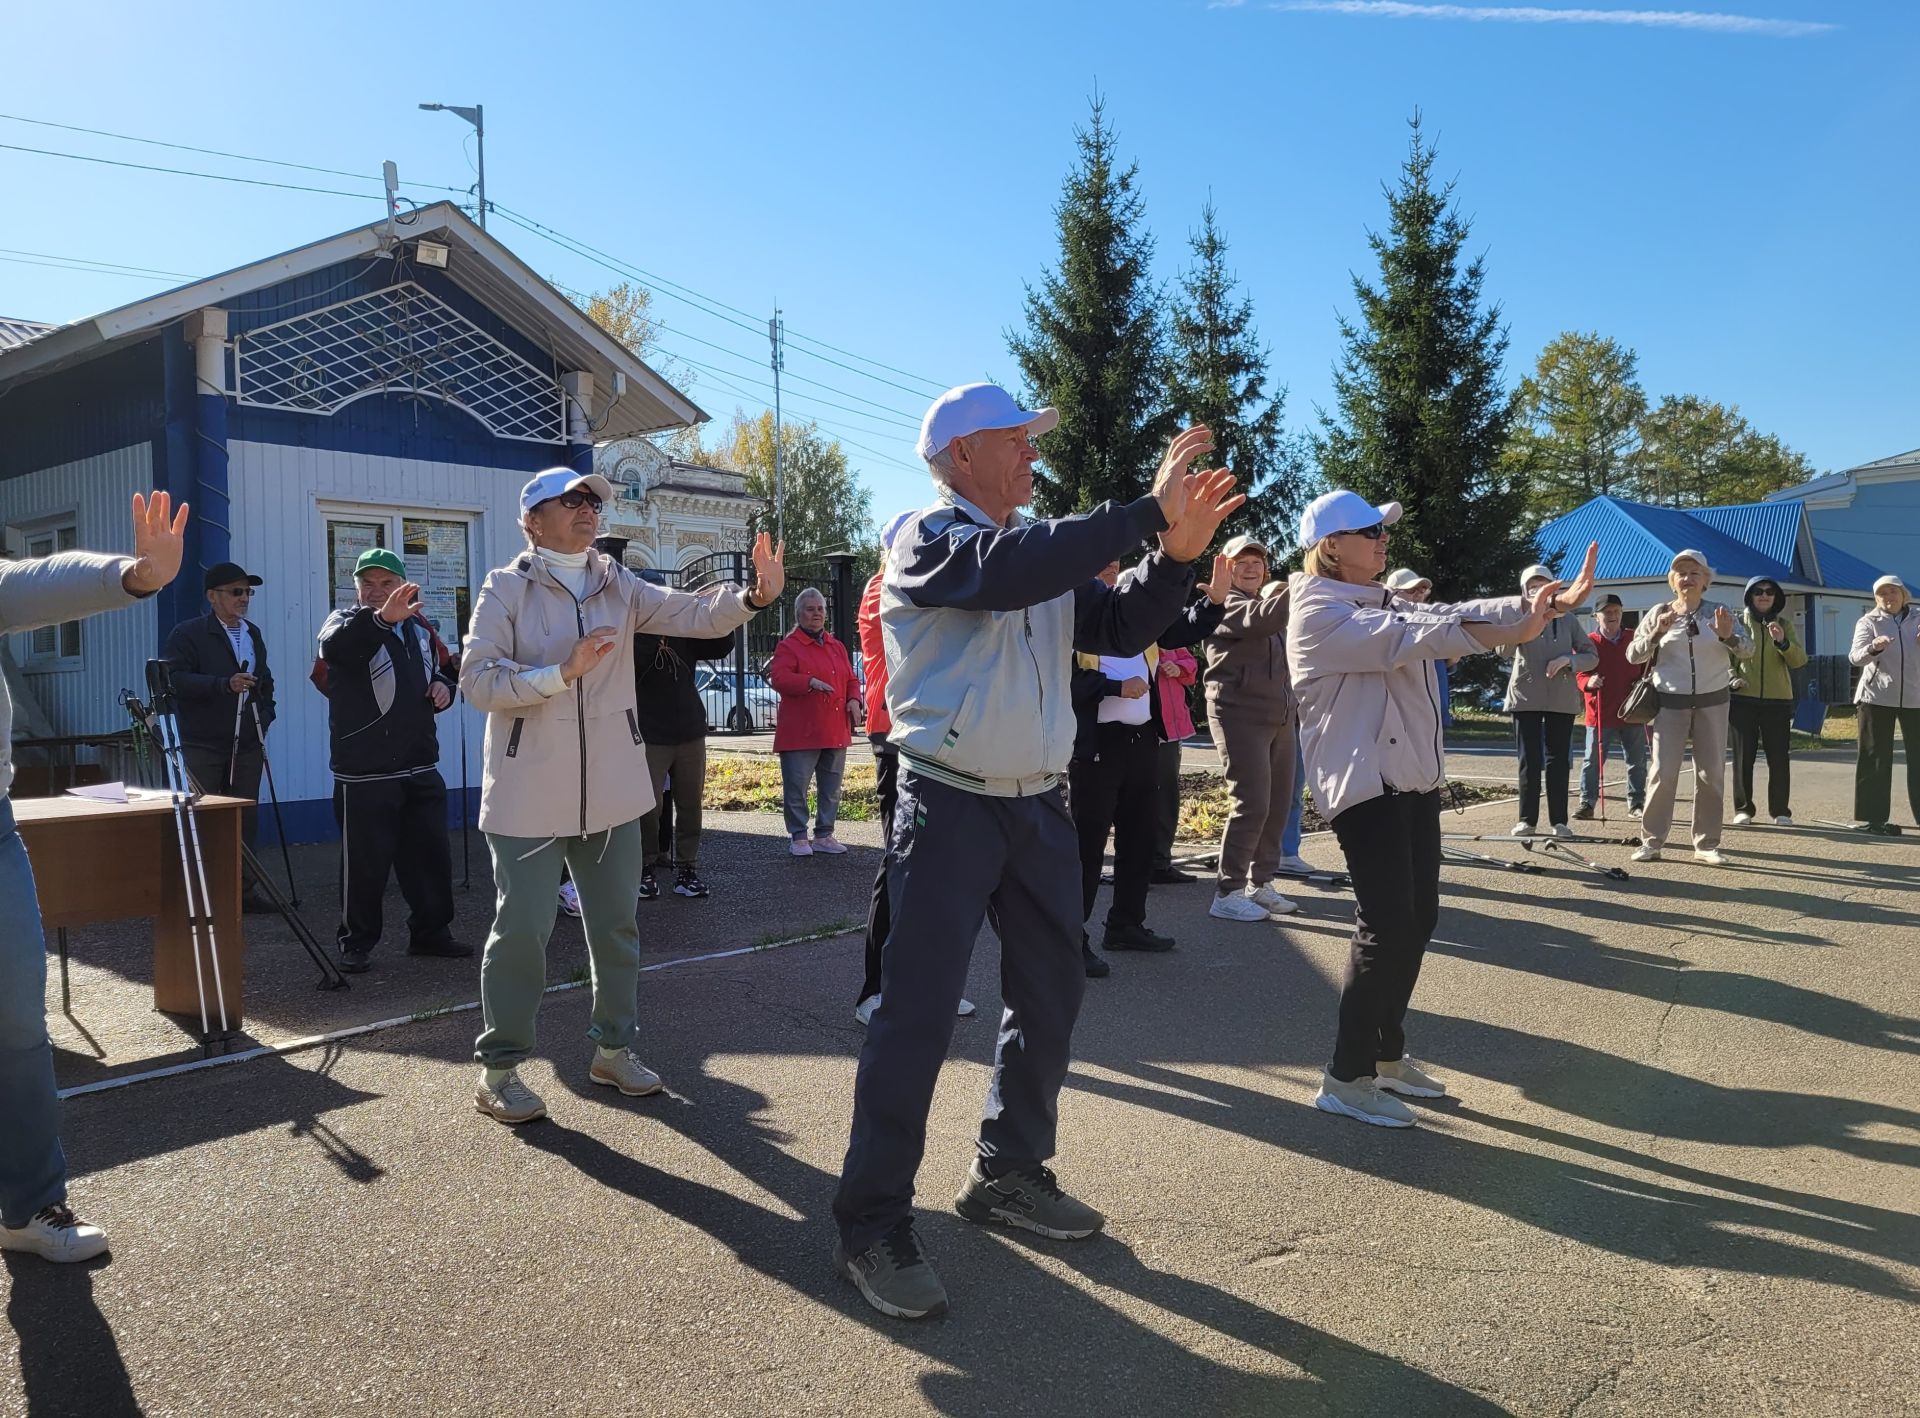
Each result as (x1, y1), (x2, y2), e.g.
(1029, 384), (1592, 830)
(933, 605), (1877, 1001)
(589, 1047), (663, 1096)
(1631, 844), (1662, 862)
(1313, 1072), (1415, 1128)
(1773, 815), (1794, 827)
(1248, 885), (1299, 916)
(1209, 892), (1272, 923)
(1732, 811), (1755, 826)
(789, 837), (813, 857)
(1628, 805), (1644, 819)
(1693, 848), (1726, 866)
(1376, 1056), (1447, 1098)
(956, 997), (977, 1017)
(475, 1069), (548, 1124)
(854, 994), (880, 1026)
(1274, 854), (1314, 876)
(0, 1203), (109, 1263)
(1511, 821), (1537, 837)
(1550, 823), (1572, 838)
(557, 880), (582, 918)
(811, 834), (848, 855)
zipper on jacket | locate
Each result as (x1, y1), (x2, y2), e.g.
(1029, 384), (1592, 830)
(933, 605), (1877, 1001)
(1023, 609), (1046, 791)
(575, 603), (589, 837)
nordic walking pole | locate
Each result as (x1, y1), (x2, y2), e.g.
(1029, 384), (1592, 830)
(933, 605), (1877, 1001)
(148, 661), (230, 1043)
(227, 687), (248, 789)
(251, 699), (299, 906)
(459, 691), (471, 889)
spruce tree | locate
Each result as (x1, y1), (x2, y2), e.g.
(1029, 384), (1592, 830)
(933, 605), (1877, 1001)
(1168, 200), (1305, 553)
(1315, 114), (1530, 598)
(1009, 97), (1176, 517)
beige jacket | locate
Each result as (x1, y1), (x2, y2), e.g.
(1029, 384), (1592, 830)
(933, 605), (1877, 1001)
(459, 548), (757, 839)
(1287, 573), (1528, 822)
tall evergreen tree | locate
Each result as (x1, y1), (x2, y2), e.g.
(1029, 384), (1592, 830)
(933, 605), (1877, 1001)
(1168, 200), (1306, 552)
(1504, 331), (1648, 522)
(1315, 114), (1530, 597)
(1008, 97), (1176, 517)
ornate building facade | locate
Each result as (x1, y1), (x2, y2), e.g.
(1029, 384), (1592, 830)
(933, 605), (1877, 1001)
(595, 437), (760, 572)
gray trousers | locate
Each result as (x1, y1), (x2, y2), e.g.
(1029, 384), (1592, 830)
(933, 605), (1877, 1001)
(1210, 697), (1296, 894)
(1152, 739), (1183, 871)
(1641, 702), (1729, 851)
(640, 738), (705, 869)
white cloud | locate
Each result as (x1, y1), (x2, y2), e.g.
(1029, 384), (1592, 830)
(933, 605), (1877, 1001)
(1266, 1), (1835, 37)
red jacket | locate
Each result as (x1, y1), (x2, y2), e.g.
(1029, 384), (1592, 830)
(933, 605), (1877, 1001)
(857, 570), (890, 736)
(768, 626), (860, 751)
(1576, 627), (1648, 729)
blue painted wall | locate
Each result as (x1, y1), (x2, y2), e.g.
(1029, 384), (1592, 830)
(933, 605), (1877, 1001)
(0, 338), (165, 480)
(1806, 479), (1920, 590)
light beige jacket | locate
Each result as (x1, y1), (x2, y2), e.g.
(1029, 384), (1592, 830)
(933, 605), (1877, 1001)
(459, 548), (756, 839)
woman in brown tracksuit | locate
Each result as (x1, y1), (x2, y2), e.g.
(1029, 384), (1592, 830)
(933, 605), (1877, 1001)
(1202, 534), (1300, 923)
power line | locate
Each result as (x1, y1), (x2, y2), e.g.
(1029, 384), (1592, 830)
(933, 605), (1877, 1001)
(784, 326), (947, 395)
(0, 140), (455, 204)
(654, 322), (918, 425)
(0, 111), (471, 193)
(0, 248), (193, 280)
(661, 348), (922, 440)
(689, 366), (922, 477)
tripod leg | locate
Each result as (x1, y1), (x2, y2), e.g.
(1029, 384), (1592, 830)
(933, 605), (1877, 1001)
(58, 928), (70, 1015)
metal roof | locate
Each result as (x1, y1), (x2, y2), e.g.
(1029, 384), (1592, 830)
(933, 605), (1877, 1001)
(1809, 538), (1882, 594)
(0, 205), (703, 440)
(1535, 494), (1872, 592)
(0, 316), (55, 352)
(1689, 502), (1804, 570)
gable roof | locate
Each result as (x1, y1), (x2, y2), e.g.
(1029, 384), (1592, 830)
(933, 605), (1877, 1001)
(1766, 447), (1920, 505)
(0, 316), (54, 353)
(0, 204), (702, 439)
(1534, 495), (1875, 594)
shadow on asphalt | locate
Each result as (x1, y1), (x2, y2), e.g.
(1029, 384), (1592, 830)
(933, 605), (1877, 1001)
(5, 1253), (143, 1418)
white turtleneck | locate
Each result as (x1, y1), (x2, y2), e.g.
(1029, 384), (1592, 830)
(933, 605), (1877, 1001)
(520, 546), (595, 699)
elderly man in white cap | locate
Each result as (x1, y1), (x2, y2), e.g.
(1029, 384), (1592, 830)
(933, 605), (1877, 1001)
(831, 384), (1242, 1319)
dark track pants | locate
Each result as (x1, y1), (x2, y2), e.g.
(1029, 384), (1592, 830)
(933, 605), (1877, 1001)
(334, 771), (457, 956)
(183, 743), (264, 884)
(1856, 704), (1920, 827)
(1728, 697), (1794, 819)
(1328, 790), (1442, 1082)
(858, 737), (899, 1005)
(833, 769), (1085, 1252)
(1152, 740), (1184, 872)
(1068, 722), (1157, 931)
(1513, 711), (1574, 828)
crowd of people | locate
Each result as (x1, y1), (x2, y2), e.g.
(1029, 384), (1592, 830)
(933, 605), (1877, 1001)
(3, 383), (1916, 1333)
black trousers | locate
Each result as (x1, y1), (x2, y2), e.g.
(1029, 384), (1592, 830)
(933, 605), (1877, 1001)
(1152, 739), (1183, 872)
(1068, 721), (1157, 930)
(859, 737), (898, 1004)
(183, 742), (265, 890)
(1513, 711), (1575, 827)
(1728, 697), (1793, 818)
(1856, 704), (1920, 827)
(1328, 790), (1441, 1082)
(333, 771), (457, 956)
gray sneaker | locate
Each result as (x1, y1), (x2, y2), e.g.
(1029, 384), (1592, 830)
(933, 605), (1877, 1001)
(1313, 1071), (1416, 1128)
(834, 1219), (948, 1320)
(474, 1069), (548, 1125)
(1376, 1055), (1447, 1098)
(954, 1162), (1104, 1240)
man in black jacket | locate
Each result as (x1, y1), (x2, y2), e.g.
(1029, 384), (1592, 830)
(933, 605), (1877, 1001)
(160, 561), (277, 911)
(315, 549), (467, 973)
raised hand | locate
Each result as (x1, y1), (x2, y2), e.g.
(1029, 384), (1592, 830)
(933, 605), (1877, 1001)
(1767, 621), (1786, 644)
(122, 491), (191, 595)
(1150, 427), (1214, 535)
(379, 582), (423, 625)
(1554, 542), (1599, 612)
(1513, 578), (1566, 643)
(1159, 468), (1247, 563)
(1712, 606), (1735, 639)
(1202, 553), (1233, 605)
(751, 534), (786, 604)
(561, 627), (618, 683)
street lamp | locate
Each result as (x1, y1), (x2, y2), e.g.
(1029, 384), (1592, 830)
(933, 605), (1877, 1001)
(419, 102), (485, 229)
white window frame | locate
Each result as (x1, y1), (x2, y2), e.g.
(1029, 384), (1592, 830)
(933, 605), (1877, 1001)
(315, 501), (482, 649)
(19, 514), (84, 671)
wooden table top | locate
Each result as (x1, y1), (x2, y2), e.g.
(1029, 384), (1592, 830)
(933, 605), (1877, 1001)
(12, 792), (252, 824)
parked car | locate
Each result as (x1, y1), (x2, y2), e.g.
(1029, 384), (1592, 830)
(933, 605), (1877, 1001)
(695, 666), (779, 733)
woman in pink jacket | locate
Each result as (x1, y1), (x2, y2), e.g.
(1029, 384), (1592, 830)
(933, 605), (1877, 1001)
(769, 587), (863, 855)
(1287, 489), (1596, 1130)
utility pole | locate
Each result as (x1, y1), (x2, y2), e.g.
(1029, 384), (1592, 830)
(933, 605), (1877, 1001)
(769, 306), (785, 548)
(419, 102), (486, 228)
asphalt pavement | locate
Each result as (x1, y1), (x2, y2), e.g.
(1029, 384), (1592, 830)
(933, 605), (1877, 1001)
(7, 753), (1919, 1417)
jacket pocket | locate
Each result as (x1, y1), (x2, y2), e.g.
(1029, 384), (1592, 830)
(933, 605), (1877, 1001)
(505, 717), (526, 758)
(935, 686), (978, 762)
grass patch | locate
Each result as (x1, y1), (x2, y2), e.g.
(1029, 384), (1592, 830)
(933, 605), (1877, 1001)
(752, 917), (861, 947)
(705, 753), (879, 821)
(1175, 773), (1510, 842)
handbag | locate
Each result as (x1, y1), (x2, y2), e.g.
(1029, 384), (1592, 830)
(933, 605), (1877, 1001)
(1617, 674), (1661, 726)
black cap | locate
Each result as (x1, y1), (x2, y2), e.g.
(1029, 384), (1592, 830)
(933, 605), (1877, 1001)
(1599, 593), (1623, 609)
(203, 562), (263, 591)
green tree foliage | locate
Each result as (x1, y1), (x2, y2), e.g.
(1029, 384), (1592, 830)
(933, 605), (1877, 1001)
(1632, 395), (1817, 508)
(1008, 96), (1177, 517)
(703, 410), (876, 565)
(568, 282), (702, 458)
(1314, 114), (1530, 599)
(1505, 331), (1648, 521)
(1168, 200), (1308, 553)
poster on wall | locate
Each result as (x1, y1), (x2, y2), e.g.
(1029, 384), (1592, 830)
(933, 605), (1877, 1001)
(328, 521), (384, 612)
(403, 518), (472, 646)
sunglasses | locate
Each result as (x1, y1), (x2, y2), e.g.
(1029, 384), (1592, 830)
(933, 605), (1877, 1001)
(1337, 523), (1388, 541)
(553, 490), (603, 512)
(218, 587), (257, 598)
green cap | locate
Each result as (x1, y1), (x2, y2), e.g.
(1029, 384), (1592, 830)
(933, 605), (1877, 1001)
(354, 548), (407, 578)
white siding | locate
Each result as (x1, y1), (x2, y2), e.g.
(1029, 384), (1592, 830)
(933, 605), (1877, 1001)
(228, 439), (530, 810)
(0, 442), (158, 735)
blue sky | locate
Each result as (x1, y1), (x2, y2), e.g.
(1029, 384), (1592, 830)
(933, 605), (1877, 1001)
(4, 1), (1914, 525)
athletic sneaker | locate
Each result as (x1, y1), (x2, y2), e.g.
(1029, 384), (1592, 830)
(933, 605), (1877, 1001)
(854, 994), (880, 1026)
(1573, 803), (1595, 820)
(1103, 922), (1176, 952)
(1628, 805), (1644, 819)
(1693, 848), (1726, 866)
(1511, 821), (1537, 837)
(812, 834), (848, 855)
(1249, 884), (1300, 916)
(789, 837), (813, 857)
(835, 1218), (948, 1320)
(1732, 811), (1755, 826)
(0, 1203), (109, 1263)
(1631, 844), (1662, 862)
(1550, 823), (1572, 838)
(1274, 854), (1315, 876)
(1210, 891), (1271, 923)
(1376, 1056), (1447, 1098)
(954, 1161), (1105, 1240)
(558, 880), (582, 917)
(637, 868), (660, 901)
(474, 1069), (547, 1125)
(673, 866), (709, 898)
(1773, 815), (1794, 827)
(589, 1047), (663, 1096)
(1313, 1071), (1415, 1128)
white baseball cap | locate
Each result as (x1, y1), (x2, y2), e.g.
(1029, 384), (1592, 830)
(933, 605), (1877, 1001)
(1384, 568), (1431, 593)
(1519, 563), (1557, 590)
(521, 468), (615, 513)
(1669, 548), (1713, 578)
(1299, 489), (1402, 546)
(1873, 574), (1906, 595)
(917, 383), (1058, 463)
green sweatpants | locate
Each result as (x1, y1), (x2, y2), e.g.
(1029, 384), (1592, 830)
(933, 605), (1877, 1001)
(474, 820), (645, 1069)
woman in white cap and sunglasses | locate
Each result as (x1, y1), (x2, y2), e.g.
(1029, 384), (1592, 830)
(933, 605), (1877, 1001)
(1850, 575), (1920, 834)
(460, 469), (784, 1124)
(1288, 490), (1597, 1127)
(1625, 549), (1751, 865)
